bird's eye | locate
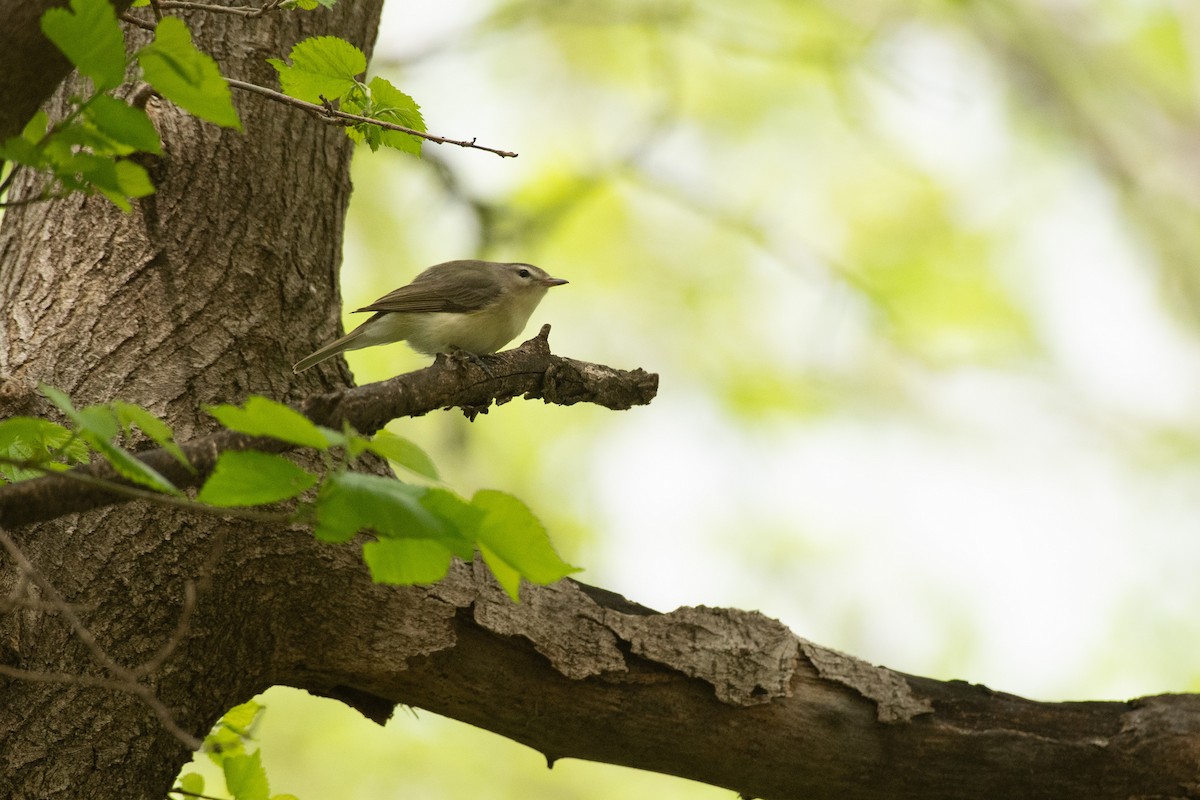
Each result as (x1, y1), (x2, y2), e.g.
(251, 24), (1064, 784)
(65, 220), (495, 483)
(517, 268), (531, 278)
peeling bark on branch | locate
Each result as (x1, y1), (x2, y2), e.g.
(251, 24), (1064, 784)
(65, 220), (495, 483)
(299, 561), (1200, 800)
(0, 326), (658, 528)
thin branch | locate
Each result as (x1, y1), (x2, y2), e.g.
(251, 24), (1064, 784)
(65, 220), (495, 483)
(224, 78), (519, 158)
(133, 580), (196, 677)
(157, 0), (281, 16)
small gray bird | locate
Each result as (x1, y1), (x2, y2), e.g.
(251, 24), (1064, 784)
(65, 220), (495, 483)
(293, 259), (568, 373)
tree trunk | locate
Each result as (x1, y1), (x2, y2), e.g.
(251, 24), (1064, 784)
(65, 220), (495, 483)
(0, 4), (381, 797)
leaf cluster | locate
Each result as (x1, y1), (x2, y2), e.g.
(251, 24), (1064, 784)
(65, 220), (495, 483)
(1, 0), (428, 209)
(268, 37), (425, 154)
(0, 388), (578, 601)
(0, 0), (239, 209)
(172, 700), (298, 800)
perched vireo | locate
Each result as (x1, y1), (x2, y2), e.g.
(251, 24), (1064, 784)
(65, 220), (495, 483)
(292, 259), (568, 373)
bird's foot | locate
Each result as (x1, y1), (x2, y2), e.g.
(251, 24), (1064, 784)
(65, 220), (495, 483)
(449, 347), (500, 378)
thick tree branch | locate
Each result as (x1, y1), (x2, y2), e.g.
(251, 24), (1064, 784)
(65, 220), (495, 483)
(290, 559), (1200, 800)
(0, 327), (658, 527)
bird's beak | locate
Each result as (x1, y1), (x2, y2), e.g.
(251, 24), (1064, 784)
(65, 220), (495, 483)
(542, 277), (569, 287)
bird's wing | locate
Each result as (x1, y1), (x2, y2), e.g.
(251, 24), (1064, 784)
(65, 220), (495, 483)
(354, 263), (504, 314)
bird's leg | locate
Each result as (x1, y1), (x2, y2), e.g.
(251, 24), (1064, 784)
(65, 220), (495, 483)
(448, 347), (501, 378)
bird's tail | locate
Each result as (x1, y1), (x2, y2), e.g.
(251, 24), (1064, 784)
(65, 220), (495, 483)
(292, 327), (367, 373)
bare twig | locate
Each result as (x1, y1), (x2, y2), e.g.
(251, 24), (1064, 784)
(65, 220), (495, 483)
(157, 0), (281, 16)
(225, 78), (519, 158)
(134, 581), (196, 677)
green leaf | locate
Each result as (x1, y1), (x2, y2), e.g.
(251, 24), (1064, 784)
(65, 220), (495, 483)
(471, 490), (578, 599)
(223, 751), (270, 800)
(267, 36), (365, 103)
(314, 472), (451, 544)
(197, 450), (317, 507)
(207, 396), (331, 449)
(138, 17), (241, 129)
(418, 488), (479, 559)
(478, 543), (523, 601)
(77, 404), (120, 440)
(40, 384), (79, 418)
(41, 0), (126, 91)
(0, 417), (88, 482)
(367, 430), (438, 479)
(84, 96), (162, 155)
(0, 112), (50, 168)
(204, 700), (263, 763)
(110, 400), (188, 467)
(175, 772), (205, 797)
(362, 537), (454, 584)
(363, 76), (424, 155)
(220, 700), (264, 738)
(52, 152), (154, 211)
(40, 384), (180, 494)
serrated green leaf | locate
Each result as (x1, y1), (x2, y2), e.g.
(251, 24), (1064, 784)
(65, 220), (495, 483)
(362, 536), (454, 584)
(365, 76), (424, 155)
(138, 17), (241, 129)
(0, 417), (88, 482)
(268, 36), (365, 103)
(367, 431), (438, 480)
(313, 472), (450, 544)
(110, 400), (188, 468)
(84, 96), (161, 155)
(41, 0), (126, 91)
(207, 396), (331, 450)
(197, 450), (317, 507)
(40, 385), (180, 494)
(472, 490), (578, 594)
(223, 751), (270, 800)
(478, 542), (523, 601)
